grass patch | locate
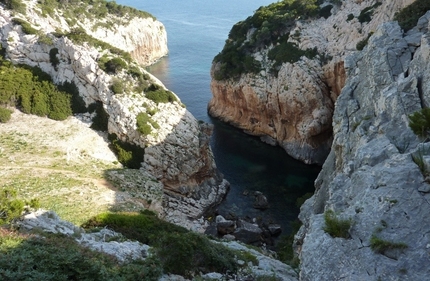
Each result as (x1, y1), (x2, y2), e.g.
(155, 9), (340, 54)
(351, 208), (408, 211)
(323, 210), (352, 238)
(0, 107), (12, 123)
(370, 235), (408, 254)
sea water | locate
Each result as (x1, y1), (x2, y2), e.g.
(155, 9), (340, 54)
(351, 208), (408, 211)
(116, 0), (321, 239)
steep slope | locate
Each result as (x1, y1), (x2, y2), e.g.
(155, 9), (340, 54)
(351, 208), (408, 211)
(296, 12), (430, 280)
(0, 0), (227, 228)
(209, 0), (414, 164)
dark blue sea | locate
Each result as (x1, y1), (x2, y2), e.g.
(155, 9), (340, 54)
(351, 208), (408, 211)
(117, 0), (321, 240)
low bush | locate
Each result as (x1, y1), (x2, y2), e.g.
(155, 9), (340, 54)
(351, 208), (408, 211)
(145, 89), (177, 104)
(356, 32), (373, 51)
(409, 108), (430, 139)
(136, 112), (160, 136)
(319, 5), (333, 19)
(0, 107), (12, 123)
(0, 188), (39, 225)
(394, 0), (430, 32)
(0, 0), (26, 14)
(108, 134), (145, 169)
(323, 210), (352, 238)
(156, 232), (238, 277)
(89, 101), (109, 131)
(0, 58), (73, 121)
(12, 18), (38, 35)
(0, 231), (162, 281)
(104, 57), (128, 74)
(110, 78), (124, 94)
(357, 2), (382, 24)
(49, 48), (60, 68)
(83, 212), (239, 277)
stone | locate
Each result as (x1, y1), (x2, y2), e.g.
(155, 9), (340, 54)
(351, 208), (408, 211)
(268, 224), (282, 236)
(215, 215), (236, 235)
(253, 191), (269, 210)
(233, 219), (263, 244)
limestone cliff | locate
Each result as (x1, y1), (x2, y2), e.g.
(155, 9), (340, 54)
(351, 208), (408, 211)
(0, 0), (227, 228)
(296, 12), (430, 280)
(209, 0), (414, 164)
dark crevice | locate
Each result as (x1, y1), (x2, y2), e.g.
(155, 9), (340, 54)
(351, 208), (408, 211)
(417, 76), (425, 108)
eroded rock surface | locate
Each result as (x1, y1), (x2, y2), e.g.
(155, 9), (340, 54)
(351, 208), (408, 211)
(296, 13), (430, 280)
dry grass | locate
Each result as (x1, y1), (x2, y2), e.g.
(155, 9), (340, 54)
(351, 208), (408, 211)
(0, 110), (161, 225)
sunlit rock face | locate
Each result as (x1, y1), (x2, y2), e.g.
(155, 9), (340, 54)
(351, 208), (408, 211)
(209, 0), (414, 164)
(0, 0), (226, 228)
(296, 12), (430, 280)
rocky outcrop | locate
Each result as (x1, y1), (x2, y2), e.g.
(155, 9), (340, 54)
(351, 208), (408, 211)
(0, 1), (226, 227)
(209, 0), (414, 164)
(295, 12), (430, 280)
(19, 0), (167, 66)
(17, 210), (151, 262)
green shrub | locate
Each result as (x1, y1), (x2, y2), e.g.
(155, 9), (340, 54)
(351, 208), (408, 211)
(0, 0), (27, 14)
(89, 101), (109, 131)
(49, 48), (60, 68)
(356, 32), (373, 51)
(0, 107), (12, 123)
(83, 211), (238, 277)
(323, 210), (352, 238)
(346, 13), (354, 22)
(394, 0), (430, 32)
(0, 189), (25, 225)
(30, 90), (49, 116)
(0, 231), (162, 281)
(156, 232), (238, 277)
(136, 112), (159, 135)
(0, 58), (73, 121)
(12, 18), (38, 35)
(108, 134), (145, 169)
(110, 78), (124, 94)
(213, 0), (320, 80)
(57, 81), (87, 114)
(268, 34), (318, 75)
(357, 2), (382, 24)
(105, 57), (127, 74)
(319, 5), (333, 19)
(409, 108), (430, 138)
(370, 235), (408, 254)
(145, 89), (178, 104)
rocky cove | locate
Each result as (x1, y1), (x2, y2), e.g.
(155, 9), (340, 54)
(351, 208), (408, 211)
(1, 0), (430, 280)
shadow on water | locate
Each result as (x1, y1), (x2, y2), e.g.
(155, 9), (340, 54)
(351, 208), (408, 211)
(209, 117), (321, 244)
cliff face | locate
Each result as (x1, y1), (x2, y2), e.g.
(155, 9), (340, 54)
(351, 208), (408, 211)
(0, 1), (226, 228)
(296, 12), (430, 280)
(209, 0), (414, 164)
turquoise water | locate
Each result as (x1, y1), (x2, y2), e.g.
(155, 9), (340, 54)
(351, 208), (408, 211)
(117, 0), (321, 239)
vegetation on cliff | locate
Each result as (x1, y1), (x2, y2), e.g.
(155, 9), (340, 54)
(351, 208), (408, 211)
(0, 55), (79, 121)
(394, 0), (430, 32)
(213, 0), (325, 80)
